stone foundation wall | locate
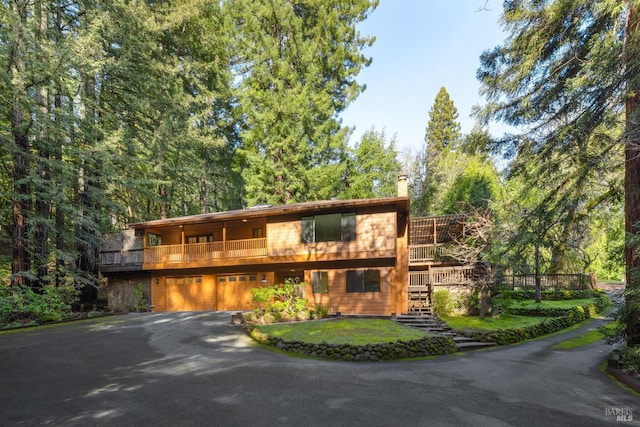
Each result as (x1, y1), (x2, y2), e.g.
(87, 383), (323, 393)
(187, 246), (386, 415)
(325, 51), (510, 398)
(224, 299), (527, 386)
(104, 273), (151, 312)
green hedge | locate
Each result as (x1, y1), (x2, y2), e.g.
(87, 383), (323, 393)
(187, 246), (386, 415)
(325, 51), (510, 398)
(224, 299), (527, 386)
(248, 326), (457, 361)
(505, 289), (602, 301)
(507, 292), (610, 317)
(459, 293), (610, 345)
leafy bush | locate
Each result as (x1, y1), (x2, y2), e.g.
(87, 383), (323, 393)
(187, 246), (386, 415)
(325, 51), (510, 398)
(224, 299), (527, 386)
(617, 345), (640, 373)
(0, 285), (78, 325)
(248, 279), (309, 323)
(491, 287), (514, 313)
(132, 283), (148, 312)
(313, 303), (329, 319)
(432, 290), (454, 317)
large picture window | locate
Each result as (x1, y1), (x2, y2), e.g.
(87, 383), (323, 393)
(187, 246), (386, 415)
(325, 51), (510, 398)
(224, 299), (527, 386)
(346, 270), (380, 293)
(312, 271), (329, 293)
(301, 213), (356, 243)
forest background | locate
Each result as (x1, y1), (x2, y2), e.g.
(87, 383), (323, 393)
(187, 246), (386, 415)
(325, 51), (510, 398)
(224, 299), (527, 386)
(0, 0), (634, 315)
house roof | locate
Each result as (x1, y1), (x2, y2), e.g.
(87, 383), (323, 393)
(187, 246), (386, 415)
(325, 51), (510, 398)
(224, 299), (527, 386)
(128, 196), (409, 230)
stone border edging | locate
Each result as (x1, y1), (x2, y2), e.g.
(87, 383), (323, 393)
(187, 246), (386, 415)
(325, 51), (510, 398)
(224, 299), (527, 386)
(247, 325), (457, 361)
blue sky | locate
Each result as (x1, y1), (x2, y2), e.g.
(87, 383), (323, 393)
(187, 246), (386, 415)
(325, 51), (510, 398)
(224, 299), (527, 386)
(339, 0), (507, 153)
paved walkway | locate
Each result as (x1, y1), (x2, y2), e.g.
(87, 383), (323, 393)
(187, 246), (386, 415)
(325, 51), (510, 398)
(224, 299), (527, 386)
(0, 312), (637, 426)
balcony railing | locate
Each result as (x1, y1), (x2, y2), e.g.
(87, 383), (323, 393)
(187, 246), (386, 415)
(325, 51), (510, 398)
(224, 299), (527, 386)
(144, 238), (267, 264)
(409, 266), (481, 288)
(409, 243), (455, 264)
(100, 249), (144, 272)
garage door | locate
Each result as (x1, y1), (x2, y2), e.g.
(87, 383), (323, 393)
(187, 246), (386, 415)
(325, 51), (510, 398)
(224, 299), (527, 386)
(165, 276), (209, 311)
(216, 275), (260, 311)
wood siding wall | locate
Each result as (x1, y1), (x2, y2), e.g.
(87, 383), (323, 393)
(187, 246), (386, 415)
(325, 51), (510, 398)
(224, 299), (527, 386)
(302, 267), (395, 315)
(267, 212), (397, 260)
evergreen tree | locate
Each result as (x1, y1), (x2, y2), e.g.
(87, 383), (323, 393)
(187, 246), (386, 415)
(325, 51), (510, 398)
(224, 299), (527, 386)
(476, 0), (638, 343)
(228, 0), (378, 206)
(412, 86), (463, 215)
(341, 128), (401, 199)
(425, 86), (462, 153)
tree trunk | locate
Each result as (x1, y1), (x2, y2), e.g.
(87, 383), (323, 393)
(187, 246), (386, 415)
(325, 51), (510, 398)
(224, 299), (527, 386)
(625, 4), (640, 347)
(534, 244), (542, 303)
(10, 1), (30, 287)
(11, 105), (30, 287)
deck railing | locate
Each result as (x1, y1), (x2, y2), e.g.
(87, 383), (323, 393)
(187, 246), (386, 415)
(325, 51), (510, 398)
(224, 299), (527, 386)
(497, 274), (593, 291)
(409, 266), (481, 288)
(100, 249), (144, 272)
(144, 238), (267, 264)
(409, 244), (455, 264)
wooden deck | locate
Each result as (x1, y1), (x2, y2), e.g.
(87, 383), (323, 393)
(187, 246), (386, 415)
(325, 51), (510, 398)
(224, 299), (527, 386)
(143, 238), (268, 265)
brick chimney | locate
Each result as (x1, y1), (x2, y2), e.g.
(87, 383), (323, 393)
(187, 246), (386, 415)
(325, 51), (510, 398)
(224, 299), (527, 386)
(397, 174), (408, 197)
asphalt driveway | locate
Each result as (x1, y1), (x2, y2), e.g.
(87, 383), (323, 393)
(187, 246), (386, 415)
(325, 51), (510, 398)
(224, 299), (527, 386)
(0, 312), (637, 426)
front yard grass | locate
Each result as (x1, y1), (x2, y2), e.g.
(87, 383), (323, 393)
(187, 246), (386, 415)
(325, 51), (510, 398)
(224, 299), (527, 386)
(253, 318), (426, 345)
(441, 314), (553, 331)
(510, 297), (596, 310)
(551, 321), (616, 349)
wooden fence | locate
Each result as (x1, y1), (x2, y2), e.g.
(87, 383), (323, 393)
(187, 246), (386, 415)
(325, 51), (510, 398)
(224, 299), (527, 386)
(497, 274), (594, 291)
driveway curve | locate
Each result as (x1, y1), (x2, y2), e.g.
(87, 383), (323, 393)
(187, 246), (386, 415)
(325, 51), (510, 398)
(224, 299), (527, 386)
(0, 312), (637, 426)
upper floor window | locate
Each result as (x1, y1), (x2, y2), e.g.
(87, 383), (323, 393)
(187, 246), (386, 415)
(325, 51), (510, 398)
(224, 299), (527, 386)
(301, 213), (356, 243)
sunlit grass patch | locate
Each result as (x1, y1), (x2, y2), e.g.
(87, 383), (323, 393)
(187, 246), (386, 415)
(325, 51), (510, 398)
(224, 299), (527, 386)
(442, 314), (553, 331)
(551, 321), (616, 349)
(510, 298), (596, 310)
(253, 318), (425, 345)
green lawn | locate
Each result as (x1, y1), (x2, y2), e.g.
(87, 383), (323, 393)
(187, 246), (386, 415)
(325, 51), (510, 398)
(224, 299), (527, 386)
(253, 318), (426, 345)
(510, 298), (596, 310)
(551, 321), (616, 349)
(441, 314), (553, 331)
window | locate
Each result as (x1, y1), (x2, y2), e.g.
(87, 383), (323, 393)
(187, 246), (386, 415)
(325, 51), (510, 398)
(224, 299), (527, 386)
(346, 270), (380, 293)
(187, 235), (213, 244)
(301, 213), (356, 243)
(249, 275), (257, 282)
(239, 276), (247, 282)
(312, 271), (328, 294)
(252, 228), (264, 238)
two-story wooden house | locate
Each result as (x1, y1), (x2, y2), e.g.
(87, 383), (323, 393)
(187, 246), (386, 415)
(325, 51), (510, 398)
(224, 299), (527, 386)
(100, 176), (481, 316)
(101, 178), (410, 315)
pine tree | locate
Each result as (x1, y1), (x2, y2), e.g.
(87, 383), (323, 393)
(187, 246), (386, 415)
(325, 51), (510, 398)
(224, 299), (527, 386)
(228, 0), (378, 206)
(476, 0), (638, 343)
(413, 87), (463, 215)
(341, 128), (401, 199)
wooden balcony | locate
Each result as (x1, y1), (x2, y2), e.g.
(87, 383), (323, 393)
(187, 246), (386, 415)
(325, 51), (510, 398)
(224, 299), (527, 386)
(409, 244), (455, 265)
(409, 266), (480, 288)
(143, 237), (267, 266)
(100, 249), (144, 273)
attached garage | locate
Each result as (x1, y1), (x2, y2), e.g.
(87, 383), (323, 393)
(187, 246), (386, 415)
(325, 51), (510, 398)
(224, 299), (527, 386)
(152, 275), (216, 312)
(151, 272), (273, 312)
(216, 275), (256, 311)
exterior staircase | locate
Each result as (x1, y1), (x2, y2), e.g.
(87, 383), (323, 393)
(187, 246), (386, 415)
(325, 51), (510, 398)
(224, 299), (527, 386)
(393, 314), (496, 351)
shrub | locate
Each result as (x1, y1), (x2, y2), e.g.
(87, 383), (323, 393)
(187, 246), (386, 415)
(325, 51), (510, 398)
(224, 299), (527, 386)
(132, 283), (148, 312)
(313, 303), (329, 319)
(0, 285), (78, 325)
(432, 290), (454, 317)
(618, 345), (640, 373)
(249, 279), (309, 323)
(491, 287), (514, 313)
